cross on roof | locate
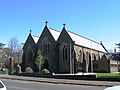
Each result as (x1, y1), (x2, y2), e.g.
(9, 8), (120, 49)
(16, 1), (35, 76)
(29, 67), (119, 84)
(63, 23), (66, 28)
(30, 29), (32, 34)
(45, 21), (48, 26)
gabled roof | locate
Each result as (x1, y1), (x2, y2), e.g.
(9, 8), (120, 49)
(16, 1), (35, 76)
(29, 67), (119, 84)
(31, 35), (39, 43)
(49, 28), (60, 41)
(67, 31), (107, 53)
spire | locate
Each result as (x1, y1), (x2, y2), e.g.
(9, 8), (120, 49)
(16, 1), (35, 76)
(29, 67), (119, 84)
(45, 21), (48, 26)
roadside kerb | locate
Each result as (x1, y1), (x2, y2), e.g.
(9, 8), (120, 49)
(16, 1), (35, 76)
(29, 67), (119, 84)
(0, 75), (120, 87)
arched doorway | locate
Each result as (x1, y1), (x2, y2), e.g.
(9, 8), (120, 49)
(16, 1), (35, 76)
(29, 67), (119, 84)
(43, 59), (49, 70)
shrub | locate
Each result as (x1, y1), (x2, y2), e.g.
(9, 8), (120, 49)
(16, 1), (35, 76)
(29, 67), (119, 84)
(0, 68), (8, 74)
(25, 67), (33, 73)
(42, 69), (50, 74)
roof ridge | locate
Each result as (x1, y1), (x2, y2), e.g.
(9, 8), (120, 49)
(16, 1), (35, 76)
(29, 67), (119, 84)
(49, 28), (60, 32)
(68, 30), (100, 45)
(32, 35), (39, 38)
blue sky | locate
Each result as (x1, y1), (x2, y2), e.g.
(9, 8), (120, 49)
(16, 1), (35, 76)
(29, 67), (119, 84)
(0, 0), (120, 51)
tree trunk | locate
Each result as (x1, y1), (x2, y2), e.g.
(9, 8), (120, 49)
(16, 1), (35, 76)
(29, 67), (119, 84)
(39, 65), (41, 73)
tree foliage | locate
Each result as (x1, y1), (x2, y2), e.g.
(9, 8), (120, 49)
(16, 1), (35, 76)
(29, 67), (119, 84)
(116, 43), (120, 49)
(8, 37), (23, 64)
(0, 37), (23, 70)
(8, 37), (19, 55)
(35, 49), (44, 73)
(35, 49), (44, 66)
(0, 43), (5, 49)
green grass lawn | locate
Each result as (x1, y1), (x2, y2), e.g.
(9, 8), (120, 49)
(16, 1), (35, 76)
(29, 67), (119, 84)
(96, 73), (120, 78)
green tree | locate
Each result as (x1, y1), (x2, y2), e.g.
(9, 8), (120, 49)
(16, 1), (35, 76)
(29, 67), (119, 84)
(116, 43), (120, 49)
(35, 49), (44, 73)
(0, 43), (5, 49)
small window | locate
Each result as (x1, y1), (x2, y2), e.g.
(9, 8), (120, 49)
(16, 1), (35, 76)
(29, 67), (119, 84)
(94, 54), (96, 60)
(111, 64), (117, 67)
(62, 45), (67, 60)
(79, 50), (82, 62)
(86, 52), (89, 64)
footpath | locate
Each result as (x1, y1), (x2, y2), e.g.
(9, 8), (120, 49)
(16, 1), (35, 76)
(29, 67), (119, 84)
(0, 74), (120, 87)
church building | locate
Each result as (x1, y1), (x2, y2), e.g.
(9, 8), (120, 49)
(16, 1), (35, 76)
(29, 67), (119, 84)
(22, 22), (108, 74)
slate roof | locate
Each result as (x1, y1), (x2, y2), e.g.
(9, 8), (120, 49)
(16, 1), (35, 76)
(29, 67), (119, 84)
(28, 26), (107, 53)
(31, 35), (39, 43)
(67, 31), (107, 53)
(49, 28), (60, 41)
(48, 27), (107, 53)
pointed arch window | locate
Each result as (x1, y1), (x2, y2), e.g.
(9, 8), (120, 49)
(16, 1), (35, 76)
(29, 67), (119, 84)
(86, 52), (89, 64)
(94, 54), (96, 60)
(62, 45), (67, 60)
(98, 55), (100, 60)
(60, 42), (68, 61)
(83, 52), (85, 61)
(79, 50), (82, 62)
(42, 37), (50, 54)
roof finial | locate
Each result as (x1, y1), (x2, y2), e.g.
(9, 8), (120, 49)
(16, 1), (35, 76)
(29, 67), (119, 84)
(45, 21), (48, 26)
(30, 29), (32, 34)
(63, 23), (66, 28)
